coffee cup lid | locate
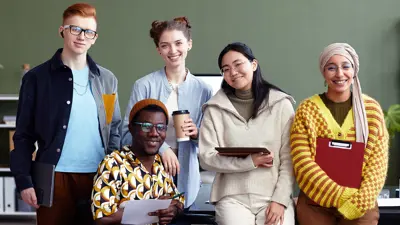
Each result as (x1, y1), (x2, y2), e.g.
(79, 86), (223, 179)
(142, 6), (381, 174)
(172, 110), (189, 115)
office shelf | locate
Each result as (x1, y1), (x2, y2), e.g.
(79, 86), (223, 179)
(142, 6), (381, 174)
(0, 124), (15, 128)
(0, 94), (18, 101)
(0, 168), (10, 172)
(0, 212), (35, 216)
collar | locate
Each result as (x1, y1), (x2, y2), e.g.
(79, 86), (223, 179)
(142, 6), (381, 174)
(122, 145), (162, 166)
(160, 67), (194, 90)
(49, 48), (100, 76)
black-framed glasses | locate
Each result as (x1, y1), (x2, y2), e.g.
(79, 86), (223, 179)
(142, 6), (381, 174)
(63, 25), (97, 39)
(133, 122), (167, 133)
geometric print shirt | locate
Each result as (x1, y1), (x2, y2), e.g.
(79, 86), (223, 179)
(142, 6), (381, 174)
(91, 145), (184, 221)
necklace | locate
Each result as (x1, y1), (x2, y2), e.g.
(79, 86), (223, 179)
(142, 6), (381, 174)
(168, 80), (179, 91)
(166, 68), (188, 91)
(73, 81), (89, 96)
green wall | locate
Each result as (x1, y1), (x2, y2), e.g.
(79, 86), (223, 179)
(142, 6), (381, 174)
(0, 0), (399, 185)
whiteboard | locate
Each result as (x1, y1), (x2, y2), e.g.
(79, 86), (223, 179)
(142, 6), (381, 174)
(194, 74), (224, 96)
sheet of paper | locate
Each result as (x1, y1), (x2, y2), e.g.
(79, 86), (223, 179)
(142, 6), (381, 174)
(121, 199), (172, 225)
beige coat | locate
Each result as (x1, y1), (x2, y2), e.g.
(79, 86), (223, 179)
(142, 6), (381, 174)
(199, 89), (295, 207)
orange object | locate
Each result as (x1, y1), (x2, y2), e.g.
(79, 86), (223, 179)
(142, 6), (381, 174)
(102, 94), (116, 124)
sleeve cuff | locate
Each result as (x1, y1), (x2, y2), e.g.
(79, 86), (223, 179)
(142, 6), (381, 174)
(338, 199), (365, 220)
(159, 142), (171, 154)
(271, 195), (291, 208)
(14, 175), (33, 192)
(339, 187), (357, 207)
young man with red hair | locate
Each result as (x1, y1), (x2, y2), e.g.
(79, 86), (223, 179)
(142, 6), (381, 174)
(10, 3), (121, 225)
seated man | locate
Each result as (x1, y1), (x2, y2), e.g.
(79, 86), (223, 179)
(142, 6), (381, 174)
(91, 99), (184, 225)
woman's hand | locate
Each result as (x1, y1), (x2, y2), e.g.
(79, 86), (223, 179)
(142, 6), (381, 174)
(265, 201), (285, 225)
(251, 151), (274, 168)
(161, 148), (180, 176)
(182, 118), (198, 139)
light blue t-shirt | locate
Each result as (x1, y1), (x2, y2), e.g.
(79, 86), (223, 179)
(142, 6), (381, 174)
(56, 66), (105, 172)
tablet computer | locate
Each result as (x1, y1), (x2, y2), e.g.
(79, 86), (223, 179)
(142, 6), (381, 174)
(215, 147), (270, 157)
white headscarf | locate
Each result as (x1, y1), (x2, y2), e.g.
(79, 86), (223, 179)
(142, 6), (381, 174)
(319, 43), (368, 143)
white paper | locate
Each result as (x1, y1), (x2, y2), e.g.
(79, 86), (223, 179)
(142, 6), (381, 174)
(121, 199), (172, 225)
(378, 198), (400, 207)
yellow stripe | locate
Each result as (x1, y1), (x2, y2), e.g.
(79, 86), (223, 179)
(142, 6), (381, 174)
(302, 169), (324, 193)
(319, 180), (336, 206)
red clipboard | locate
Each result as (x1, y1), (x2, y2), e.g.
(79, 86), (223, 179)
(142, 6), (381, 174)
(316, 138), (365, 188)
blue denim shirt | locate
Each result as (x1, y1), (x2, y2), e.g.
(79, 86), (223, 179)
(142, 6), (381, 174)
(121, 68), (212, 207)
(10, 49), (122, 191)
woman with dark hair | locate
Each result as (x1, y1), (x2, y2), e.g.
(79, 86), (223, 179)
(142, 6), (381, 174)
(199, 42), (296, 225)
(121, 17), (212, 209)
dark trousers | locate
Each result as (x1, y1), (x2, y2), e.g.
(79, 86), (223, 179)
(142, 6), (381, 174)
(296, 192), (379, 225)
(36, 172), (95, 225)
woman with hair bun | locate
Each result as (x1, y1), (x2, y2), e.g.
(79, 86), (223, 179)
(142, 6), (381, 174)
(121, 16), (213, 209)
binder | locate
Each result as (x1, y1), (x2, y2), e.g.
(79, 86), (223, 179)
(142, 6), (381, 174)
(4, 177), (16, 212)
(31, 162), (55, 207)
(0, 177), (3, 212)
(316, 138), (365, 188)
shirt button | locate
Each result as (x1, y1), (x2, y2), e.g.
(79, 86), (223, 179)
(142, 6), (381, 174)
(338, 132), (342, 137)
(56, 148), (61, 153)
(63, 125), (67, 129)
(66, 100), (71, 105)
(68, 77), (72, 81)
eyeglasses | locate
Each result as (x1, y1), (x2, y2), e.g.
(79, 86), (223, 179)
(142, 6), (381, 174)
(63, 25), (97, 39)
(324, 63), (353, 73)
(133, 122), (167, 133)
(220, 61), (248, 75)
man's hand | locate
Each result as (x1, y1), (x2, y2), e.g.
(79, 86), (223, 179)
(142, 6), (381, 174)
(265, 201), (285, 225)
(21, 187), (39, 209)
(148, 198), (183, 225)
(160, 148), (180, 176)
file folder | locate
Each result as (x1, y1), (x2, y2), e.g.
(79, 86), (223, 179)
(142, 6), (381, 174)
(31, 162), (55, 207)
(4, 177), (16, 212)
(316, 138), (365, 188)
(0, 177), (3, 212)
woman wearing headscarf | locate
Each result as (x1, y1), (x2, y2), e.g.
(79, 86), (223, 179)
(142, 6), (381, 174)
(290, 43), (389, 225)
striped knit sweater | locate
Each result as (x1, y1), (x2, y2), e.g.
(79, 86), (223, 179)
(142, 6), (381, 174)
(290, 94), (389, 220)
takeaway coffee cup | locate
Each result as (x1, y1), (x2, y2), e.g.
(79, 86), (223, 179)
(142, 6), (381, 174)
(172, 110), (190, 142)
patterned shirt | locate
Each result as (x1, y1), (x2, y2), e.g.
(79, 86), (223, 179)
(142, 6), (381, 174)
(91, 146), (184, 221)
(290, 94), (388, 220)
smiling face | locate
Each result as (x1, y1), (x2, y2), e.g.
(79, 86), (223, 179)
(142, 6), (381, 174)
(156, 29), (192, 68)
(323, 55), (354, 97)
(59, 15), (97, 56)
(220, 50), (257, 91)
(132, 110), (167, 156)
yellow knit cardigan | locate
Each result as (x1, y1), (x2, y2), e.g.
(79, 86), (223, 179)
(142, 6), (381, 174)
(290, 94), (389, 220)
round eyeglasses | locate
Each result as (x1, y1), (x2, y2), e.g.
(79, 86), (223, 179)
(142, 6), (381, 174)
(63, 25), (97, 40)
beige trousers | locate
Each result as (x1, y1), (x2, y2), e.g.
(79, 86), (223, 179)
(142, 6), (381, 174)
(215, 194), (295, 225)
